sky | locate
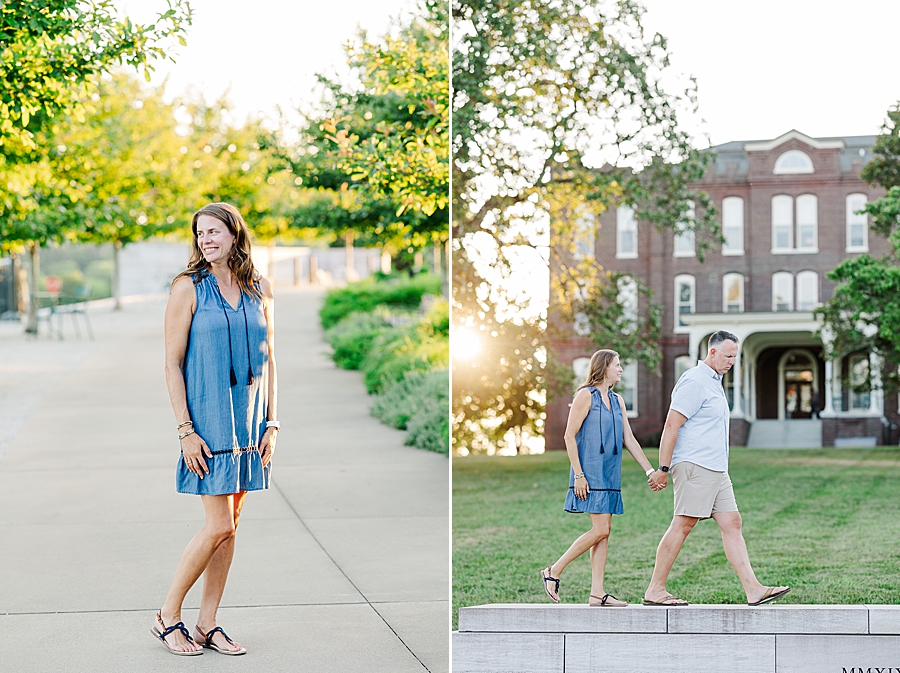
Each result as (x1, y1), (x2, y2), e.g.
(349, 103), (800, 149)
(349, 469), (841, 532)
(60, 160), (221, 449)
(118, 0), (417, 125)
(638, 0), (900, 146)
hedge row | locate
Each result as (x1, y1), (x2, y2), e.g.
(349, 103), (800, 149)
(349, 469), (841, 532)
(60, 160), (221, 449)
(322, 274), (449, 455)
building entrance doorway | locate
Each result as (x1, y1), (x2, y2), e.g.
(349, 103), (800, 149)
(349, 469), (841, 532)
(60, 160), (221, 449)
(780, 350), (818, 419)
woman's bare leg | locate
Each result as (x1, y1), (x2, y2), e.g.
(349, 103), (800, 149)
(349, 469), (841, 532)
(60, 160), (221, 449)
(195, 491), (248, 652)
(155, 494), (236, 652)
(550, 514), (612, 580)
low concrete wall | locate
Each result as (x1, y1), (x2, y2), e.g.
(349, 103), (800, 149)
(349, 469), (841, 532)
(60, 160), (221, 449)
(453, 604), (900, 672)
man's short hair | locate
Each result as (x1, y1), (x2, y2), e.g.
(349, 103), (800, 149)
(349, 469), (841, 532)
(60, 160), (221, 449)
(709, 330), (739, 348)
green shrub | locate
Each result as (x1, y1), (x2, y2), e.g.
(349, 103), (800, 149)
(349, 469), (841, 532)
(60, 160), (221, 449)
(362, 327), (449, 393)
(319, 273), (442, 329)
(371, 369), (449, 454)
(325, 311), (393, 370)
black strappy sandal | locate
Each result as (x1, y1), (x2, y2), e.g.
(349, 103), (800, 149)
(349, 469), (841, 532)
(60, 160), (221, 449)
(541, 566), (561, 603)
(194, 624), (247, 655)
(151, 611), (202, 656)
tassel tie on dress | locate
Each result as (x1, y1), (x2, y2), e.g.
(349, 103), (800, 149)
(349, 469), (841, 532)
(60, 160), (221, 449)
(213, 281), (255, 387)
(593, 387), (618, 455)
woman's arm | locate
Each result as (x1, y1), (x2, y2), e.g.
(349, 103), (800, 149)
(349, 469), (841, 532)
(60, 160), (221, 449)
(563, 388), (591, 500)
(164, 276), (212, 478)
(259, 276), (277, 467)
(616, 392), (655, 476)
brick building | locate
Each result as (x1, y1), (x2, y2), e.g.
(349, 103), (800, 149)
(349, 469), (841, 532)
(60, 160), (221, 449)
(546, 130), (899, 450)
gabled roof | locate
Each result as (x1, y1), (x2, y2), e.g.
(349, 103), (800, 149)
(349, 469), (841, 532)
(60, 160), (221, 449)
(743, 130), (845, 152)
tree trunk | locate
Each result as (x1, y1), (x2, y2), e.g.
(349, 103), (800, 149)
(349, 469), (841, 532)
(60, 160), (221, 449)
(24, 242), (39, 334)
(345, 232), (358, 282)
(113, 240), (122, 310)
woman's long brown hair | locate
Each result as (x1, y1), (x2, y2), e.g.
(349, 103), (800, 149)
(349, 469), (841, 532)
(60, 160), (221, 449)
(576, 349), (619, 392)
(171, 202), (263, 300)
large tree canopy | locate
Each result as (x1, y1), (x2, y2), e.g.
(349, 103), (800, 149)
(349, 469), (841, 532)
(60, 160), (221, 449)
(452, 0), (717, 454)
(816, 103), (900, 391)
(0, 0), (191, 148)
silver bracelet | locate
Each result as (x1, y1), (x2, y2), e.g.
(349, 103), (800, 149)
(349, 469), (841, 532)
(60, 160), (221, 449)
(177, 421), (193, 430)
(178, 428), (195, 440)
(574, 472), (585, 479)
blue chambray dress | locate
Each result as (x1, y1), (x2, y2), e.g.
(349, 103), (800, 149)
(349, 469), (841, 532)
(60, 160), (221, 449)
(564, 387), (624, 515)
(176, 269), (270, 495)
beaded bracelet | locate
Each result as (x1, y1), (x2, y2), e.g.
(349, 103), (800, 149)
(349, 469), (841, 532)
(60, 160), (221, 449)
(178, 428), (195, 440)
(574, 472), (585, 479)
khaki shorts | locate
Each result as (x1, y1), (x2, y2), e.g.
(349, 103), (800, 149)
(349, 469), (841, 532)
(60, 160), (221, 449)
(671, 461), (738, 519)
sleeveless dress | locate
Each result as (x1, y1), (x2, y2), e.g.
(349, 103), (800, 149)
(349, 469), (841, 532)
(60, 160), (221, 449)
(175, 269), (271, 496)
(564, 387), (624, 514)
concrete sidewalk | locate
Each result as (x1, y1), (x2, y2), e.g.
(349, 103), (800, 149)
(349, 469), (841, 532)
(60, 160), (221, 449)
(0, 287), (449, 672)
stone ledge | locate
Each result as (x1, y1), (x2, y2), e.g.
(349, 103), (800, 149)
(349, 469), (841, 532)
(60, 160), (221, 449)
(458, 603), (881, 634)
(453, 604), (900, 673)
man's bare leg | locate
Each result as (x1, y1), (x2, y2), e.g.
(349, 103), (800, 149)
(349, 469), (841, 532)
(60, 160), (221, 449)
(712, 511), (789, 604)
(644, 515), (698, 603)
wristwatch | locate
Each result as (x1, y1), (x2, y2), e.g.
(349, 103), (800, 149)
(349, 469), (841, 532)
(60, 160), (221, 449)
(659, 465), (670, 473)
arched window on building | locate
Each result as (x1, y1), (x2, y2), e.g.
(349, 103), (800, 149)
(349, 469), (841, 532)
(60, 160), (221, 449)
(772, 195), (793, 251)
(722, 273), (744, 313)
(722, 196), (744, 255)
(617, 275), (638, 334)
(796, 194), (818, 252)
(673, 201), (696, 257)
(674, 274), (695, 332)
(619, 360), (637, 416)
(616, 205), (638, 259)
(573, 210), (596, 260)
(796, 270), (819, 311)
(772, 272), (794, 312)
(846, 193), (869, 252)
(774, 149), (814, 174)
(848, 353), (871, 411)
(674, 355), (692, 383)
(573, 356), (590, 390)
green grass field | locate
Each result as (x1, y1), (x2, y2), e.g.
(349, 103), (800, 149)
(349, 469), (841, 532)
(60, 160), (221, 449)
(452, 447), (900, 628)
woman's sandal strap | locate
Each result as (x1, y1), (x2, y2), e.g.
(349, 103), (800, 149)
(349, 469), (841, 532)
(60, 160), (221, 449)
(199, 625), (234, 647)
(159, 621), (193, 642)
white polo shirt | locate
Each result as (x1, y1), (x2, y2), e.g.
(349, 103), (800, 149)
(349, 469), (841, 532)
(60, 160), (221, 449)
(669, 360), (730, 472)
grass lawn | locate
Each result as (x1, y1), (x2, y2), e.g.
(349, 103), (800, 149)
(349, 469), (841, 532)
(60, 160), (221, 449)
(452, 447), (900, 629)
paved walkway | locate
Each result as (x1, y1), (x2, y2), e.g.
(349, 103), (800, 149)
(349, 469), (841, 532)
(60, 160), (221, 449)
(0, 287), (449, 672)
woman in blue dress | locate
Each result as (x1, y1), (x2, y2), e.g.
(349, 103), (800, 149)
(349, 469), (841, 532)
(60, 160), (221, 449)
(541, 349), (658, 606)
(151, 203), (278, 655)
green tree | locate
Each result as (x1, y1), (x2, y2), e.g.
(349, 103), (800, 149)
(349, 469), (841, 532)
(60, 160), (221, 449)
(452, 0), (717, 454)
(816, 103), (900, 392)
(286, 3), (449, 264)
(0, 0), (191, 148)
(0, 0), (191, 328)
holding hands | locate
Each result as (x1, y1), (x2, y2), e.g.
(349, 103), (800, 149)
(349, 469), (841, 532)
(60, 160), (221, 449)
(647, 468), (668, 492)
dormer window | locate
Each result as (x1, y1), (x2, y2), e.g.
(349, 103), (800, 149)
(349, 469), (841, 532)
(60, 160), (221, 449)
(773, 150), (814, 174)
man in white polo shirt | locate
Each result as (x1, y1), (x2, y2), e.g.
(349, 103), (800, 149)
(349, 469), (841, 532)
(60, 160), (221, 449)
(642, 330), (791, 607)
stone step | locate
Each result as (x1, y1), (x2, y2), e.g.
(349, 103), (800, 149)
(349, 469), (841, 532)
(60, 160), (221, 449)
(746, 419), (822, 448)
(453, 604), (900, 673)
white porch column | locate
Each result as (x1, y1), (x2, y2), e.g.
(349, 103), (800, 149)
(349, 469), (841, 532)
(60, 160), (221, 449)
(731, 352), (744, 417)
(822, 359), (835, 416)
(869, 352), (884, 416)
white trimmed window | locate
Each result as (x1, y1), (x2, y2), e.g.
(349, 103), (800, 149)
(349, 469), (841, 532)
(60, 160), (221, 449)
(616, 205), (638, 259)
(673, 201), (696, 257)
(772, 272), (794, 312)
(772, 195), (793, 251)
(846, 193), (869, 252)
(617, 276), (638, 334)
(572, 356), (590, 389)
(722, 196), (744, 255)
(772, 194), (818, 253)
(796, 270), (819, 311)
(722, 273), (744, 313)
(619, 360), (637, 416)
(674, 274), (695, 332)
(774, 150), (814, 174)
(574, 211), (596, 260)
(849, 353), (870, 411)
(796, 194), (818, 252)
(674, 355), (692, 383)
